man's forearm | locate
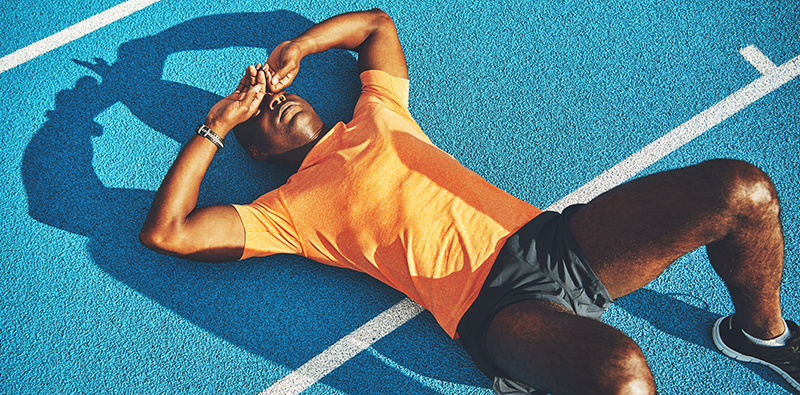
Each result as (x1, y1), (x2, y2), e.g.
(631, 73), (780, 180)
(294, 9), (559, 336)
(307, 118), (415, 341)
(290, 9), (390, 57)
(266, 9), (406, 91)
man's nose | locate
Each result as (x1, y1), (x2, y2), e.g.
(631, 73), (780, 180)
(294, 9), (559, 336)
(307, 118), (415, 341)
(268, 92), (287, 111)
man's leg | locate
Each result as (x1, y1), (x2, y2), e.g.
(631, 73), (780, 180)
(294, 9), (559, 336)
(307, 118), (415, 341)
(486, 300), (656, 394)
(485, 159), (786, 394)
(567, 158), (784, 339)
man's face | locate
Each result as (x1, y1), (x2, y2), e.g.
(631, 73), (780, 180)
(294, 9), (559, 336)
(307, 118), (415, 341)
(237, 91), (323, 162)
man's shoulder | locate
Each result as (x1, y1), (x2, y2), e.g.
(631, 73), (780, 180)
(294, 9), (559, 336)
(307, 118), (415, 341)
(358, 70), (410, 111)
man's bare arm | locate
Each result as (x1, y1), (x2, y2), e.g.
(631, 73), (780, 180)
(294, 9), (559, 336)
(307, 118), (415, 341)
(139, 65), (268, 262)
(266, 9), (408, 92)
(139, 10), (406, 261)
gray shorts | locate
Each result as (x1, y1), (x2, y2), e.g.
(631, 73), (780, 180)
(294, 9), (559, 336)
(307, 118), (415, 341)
(456, 204), (614, 380)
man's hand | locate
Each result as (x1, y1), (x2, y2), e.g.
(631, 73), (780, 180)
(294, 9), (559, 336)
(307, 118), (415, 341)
(266, 41), (305, 93)
(261, 9), (407, 94)
(204, 64), (268, 134)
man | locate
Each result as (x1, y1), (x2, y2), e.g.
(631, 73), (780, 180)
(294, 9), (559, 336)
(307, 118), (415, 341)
(139, 9), (799, 394)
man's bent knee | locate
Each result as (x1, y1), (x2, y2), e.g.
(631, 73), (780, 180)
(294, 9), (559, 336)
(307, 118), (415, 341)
(523, 341), (656, 395)
(697, 159), (779, 217)
(576, 337), (655, 395)
(603, 345), (657, 395)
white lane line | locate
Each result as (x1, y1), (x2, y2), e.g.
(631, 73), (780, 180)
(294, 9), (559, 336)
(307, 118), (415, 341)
(0, 0), (161, 74)
(548, 52), (799, 212)
(258, 50), (800, 395)
(739, 45), (778, 75)
(259, 298), (425, 395)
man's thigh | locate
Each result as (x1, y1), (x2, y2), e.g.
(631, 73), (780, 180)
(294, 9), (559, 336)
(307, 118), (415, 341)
(485, 299), (655, 394)
(567, 160), (746, 299)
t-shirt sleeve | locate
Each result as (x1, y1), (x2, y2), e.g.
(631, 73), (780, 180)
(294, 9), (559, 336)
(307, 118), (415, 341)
(356, 70), (411, 113)
(232, 189), (303, 260)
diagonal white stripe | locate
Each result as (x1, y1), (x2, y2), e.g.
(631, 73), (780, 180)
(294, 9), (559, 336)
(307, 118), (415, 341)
(547, 53), (799, 213)
(0, 0), (161, 74)
(260, 298), (424, 395)
(257, 50), (800, 395)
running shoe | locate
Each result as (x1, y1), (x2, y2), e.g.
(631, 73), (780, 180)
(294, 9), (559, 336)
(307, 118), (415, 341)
(713, 315), (800, 392)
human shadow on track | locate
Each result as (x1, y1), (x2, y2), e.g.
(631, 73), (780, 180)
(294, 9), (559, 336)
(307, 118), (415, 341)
(21, 10), (490, 394)
(617, 287), (795, 393)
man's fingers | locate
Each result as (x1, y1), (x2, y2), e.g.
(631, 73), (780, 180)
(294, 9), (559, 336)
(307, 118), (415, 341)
(270, 61), (293, 86)
(273, 74), (291, 91)
(247, 64), (257, 86)
(235, 64), (258, 93)
(244, 69), (267, 108)
(263, 64), (274, 87)
(256, 67), (268, 86)
(270, 70), (295, 92)
(234, 70), (249, 93)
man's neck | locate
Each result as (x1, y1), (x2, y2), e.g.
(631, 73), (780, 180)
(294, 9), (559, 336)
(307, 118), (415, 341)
(269, 124), (331, 167)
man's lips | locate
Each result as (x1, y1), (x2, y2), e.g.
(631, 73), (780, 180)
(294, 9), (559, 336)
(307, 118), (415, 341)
(278, 101), (299, 123)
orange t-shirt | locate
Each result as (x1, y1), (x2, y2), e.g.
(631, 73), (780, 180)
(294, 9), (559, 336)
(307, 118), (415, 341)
(233, 70), (542, 338)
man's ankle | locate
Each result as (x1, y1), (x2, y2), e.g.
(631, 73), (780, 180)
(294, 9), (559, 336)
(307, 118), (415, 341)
(742, 319), (791, 347)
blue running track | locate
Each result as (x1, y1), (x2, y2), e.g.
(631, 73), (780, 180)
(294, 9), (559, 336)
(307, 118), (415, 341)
(2, 0), (798, 393)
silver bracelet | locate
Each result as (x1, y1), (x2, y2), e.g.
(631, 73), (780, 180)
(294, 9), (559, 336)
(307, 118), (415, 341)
(196, 124), (224, 149)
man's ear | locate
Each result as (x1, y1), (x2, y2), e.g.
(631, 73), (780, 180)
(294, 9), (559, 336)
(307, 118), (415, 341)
(246, 145), (269, 162)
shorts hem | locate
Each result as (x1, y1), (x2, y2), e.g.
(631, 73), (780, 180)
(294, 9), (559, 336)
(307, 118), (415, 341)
(456, 204), (614, 380)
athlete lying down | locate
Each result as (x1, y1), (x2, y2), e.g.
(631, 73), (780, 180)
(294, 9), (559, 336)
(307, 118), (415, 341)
(139, 9), (799, 394)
